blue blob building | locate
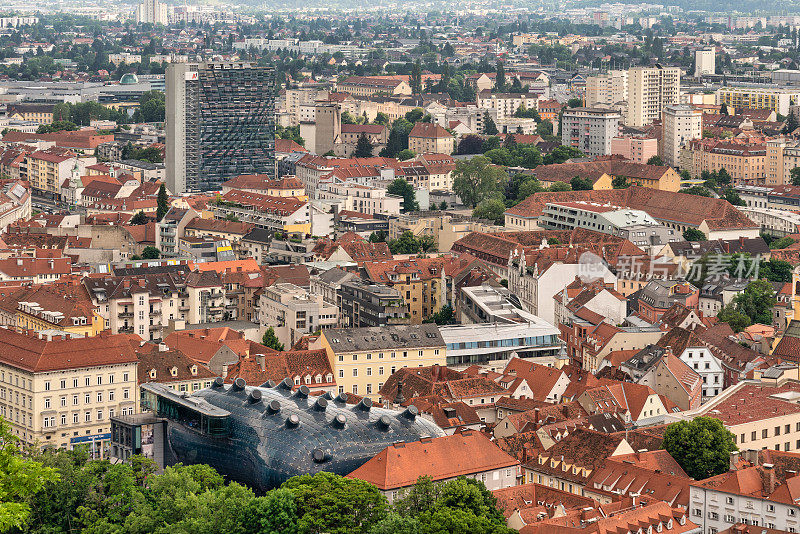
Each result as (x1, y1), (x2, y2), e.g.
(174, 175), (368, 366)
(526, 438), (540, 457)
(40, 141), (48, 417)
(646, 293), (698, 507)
(112, 378), (444, 491)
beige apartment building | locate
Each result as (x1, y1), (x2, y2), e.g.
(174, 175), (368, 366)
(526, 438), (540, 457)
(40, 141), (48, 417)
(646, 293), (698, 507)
(408, 123), (454, 155)
(0, 329), (138, 455)
(258, 282), (338, 348)
(585, 70), (628, 108)
(626, 66), (680, 127)
(321, 324), (446, 399)
(766, 138), (800, 185)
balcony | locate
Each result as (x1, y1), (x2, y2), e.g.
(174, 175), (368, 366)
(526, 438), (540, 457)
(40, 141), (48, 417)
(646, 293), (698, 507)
(119, 312), (133, 318)
(119, 326), (133, 333)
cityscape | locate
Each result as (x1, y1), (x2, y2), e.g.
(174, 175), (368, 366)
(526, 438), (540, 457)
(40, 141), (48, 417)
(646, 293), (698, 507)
(6, 1), (800, 533)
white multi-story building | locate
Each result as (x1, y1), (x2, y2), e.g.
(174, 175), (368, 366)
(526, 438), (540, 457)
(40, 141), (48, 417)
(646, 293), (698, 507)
(626, 66), (681, 127)
(258, 283), (338, 348)
(662, 104), (703, 169)
(135, 0), (168, 24)
(694, 49), (715, 77)
(560, 107), (622, 157)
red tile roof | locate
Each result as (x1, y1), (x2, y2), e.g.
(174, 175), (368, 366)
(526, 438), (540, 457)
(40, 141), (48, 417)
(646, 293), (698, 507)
(346, 429), (519, 490)
(0, 328), (137, 372)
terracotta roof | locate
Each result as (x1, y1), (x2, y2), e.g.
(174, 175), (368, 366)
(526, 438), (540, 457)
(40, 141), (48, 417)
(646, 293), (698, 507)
(506, 186), (757, 231)
(220, 190), (306, 215)
(346, 429), (519, 490)
(409, 122), (453, 139)
(137, 344), (216, 384)
(504, 358), (567, 402)
(223, 349), (333, 386)
(185, 217), (254, 236)
(0, 328), (137, 372)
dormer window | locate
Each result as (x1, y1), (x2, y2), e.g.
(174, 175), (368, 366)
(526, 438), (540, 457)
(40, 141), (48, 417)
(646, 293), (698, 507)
(149, 369), (157, 379)
(326, 373), (333, 382)
(304, 375), (311, 384)
(170, 367), (178, 377)
(294, 376), (300, 385)
(315, 374), (322, 383)
(190, 365), (197, 376)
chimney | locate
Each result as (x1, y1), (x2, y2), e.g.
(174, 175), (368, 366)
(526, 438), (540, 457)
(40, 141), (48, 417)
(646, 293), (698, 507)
(630, 492), (639, 507)
(221, 364), (228, 378)
(534, 407), (541, 430)
(764, 463), (777, 495)
(158, 343), (168, 352)
(744, 449), (759, 467)
(123, 279), (131, 289)
(256, 353), (265, 370)
(730, 450), (740, 471)
(432, 364), (440, 381)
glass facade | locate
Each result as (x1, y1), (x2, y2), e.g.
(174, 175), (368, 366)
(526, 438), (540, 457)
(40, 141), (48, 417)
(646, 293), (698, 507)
(186, 63), (276, 192)
(148, 379), (444, 492)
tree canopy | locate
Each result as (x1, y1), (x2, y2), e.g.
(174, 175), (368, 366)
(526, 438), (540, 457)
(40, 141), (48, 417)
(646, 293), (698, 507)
(387, 178), (419, 213)
(663, 417), (737, 479)
(262, 326), (285, 351)
(452, 156), (508, 209)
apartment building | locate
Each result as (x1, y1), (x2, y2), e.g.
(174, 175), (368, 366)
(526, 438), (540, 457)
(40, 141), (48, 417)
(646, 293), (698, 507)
(766, 139), (800, 186)
(336, 76), (411, 97)
(407, 123), (453, 155)
(476, 91), (540, 121)
(610, 135), (658, 164)
(695, 49), (716, 77)
(83, 273), (191, 342)
(0, 283), (104, 337)
(690, 449), (800, 533)
(717, 87), (800, 116)
(585, 70), (628, 108)
(662, 104), (703, 168)
(0, 328), (138, 455)
(668, 380), (800, 452)
(338, 278), (409, 328)
(560, 107), (622, 157)
(685, 139), (767, 183)
(320, 324), (446, 399)
(258, 282), (338, 348)
(626, 66), (681, 127)
(360, 257), (446, 323)
(211, 190), (310, 235)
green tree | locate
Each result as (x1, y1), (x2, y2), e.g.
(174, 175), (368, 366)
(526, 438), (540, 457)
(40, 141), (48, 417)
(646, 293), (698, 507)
(375, 112), (390, 125)
(456, 135), (484, 155)
(483, 148), (515, 167)
(717, 304), (751, 332)
(495, 61), (506, 91)
(683, 228), (706, 241)
(536, 119), (553, 136)
(612, 176), (630, 189)
(262, 326), (285, 351)
(682, 186), (713, 197)
(452, 156), (508, 208)
(388, 231), (424, 255)
(570, 176), (593, 190)
(663, 417), (737, 479)
(770, 236), (796, 250)
(354, 133), (374, 158)
(646, 155), (663, 166)
(438, 201), (448, 210)
(141, 246), (160, 259)
(567, 97), (582, 108)
(156, 183), (169, 221)
(387, 178), (419, 212)
(784, 112), (799, 134)
(543, 145), (583, 165)
(423, 304), (456, 325)
(245, 488), (299, 534)
(517, 177), (544, 200)
(37, 120), (78, 133)
(280, 472), (389, 534)
(130, 211), (148, 225)
(397, 149), (416, 161)
(410, 60), (422, 94)
(369, 230), (388, 243)
(472, 197), (506, 224)
(790, 166), (800, 186)
(0, 418), (60, 531)
(342, 111), (357, 125)
(548, 181), (571, 192)
(483, 112), (498, 135)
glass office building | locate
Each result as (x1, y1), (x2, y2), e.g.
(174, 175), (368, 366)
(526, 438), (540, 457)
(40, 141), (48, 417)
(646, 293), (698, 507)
(167, 62), (276, 193)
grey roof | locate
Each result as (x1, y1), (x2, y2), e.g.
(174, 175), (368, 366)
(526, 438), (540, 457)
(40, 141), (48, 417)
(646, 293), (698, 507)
(119, 159), (160, 170)
(324, 324), (445, 352)
(317, 267), (356, 286)
(242, 228), (272, 245)
(588, 412), (626, 433)
(621, 345), (666, 373)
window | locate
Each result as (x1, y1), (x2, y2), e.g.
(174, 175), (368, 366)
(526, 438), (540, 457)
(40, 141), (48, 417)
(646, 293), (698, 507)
(60, 379), (66, 389)
(352, 385), (358, 395)
(352, 369), (358, 377)
(776, 426), (782, 436)
(84, 411), (91, 422)
(73, 413), (78, 424)
(109, 391), (114, 401)
(763, 429), (769, 439)
(60, 414), (66, 425)
(44, 381), (50, 391)
(367, 368), (372, 376)
(44, 398), (50, 409)
(123, 389), (129, 400)
(85, 377), (90, 387)
(97, 392), (103, 403)
(123, 373), (129, 382)
(338, 369), (344, 378)
(73, 378), (79, 388)
(96, 376), (102, 385)
(726, 496), (734, 504)
(97, 410), (103, 421)
(60, 397), (66, 407)
(84, 394), (91, 404)
(366, 384), (372, 395)
(72, 395), (78, 405)
(108, 374), (114, 384)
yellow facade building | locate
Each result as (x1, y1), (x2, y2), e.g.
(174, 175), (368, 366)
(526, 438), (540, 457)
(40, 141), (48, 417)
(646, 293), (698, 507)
(321, 324), (446, 399)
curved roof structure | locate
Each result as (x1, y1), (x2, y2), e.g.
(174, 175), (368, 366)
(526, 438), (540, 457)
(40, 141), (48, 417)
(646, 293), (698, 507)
(150, 378), (444, 491)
